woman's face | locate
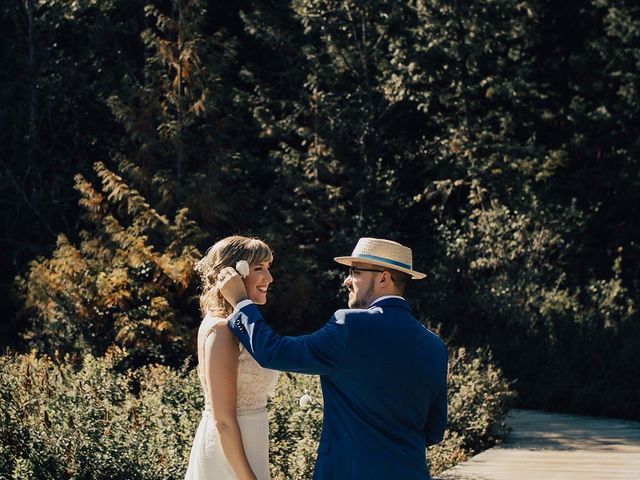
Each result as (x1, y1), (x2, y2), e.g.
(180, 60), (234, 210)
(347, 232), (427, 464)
(242, 259), (273, 305)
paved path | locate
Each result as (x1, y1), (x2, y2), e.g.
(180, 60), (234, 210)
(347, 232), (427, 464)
(436, 409), (640, 480)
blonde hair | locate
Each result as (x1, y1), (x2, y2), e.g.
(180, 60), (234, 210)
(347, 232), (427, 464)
(195, 236), (273, 317)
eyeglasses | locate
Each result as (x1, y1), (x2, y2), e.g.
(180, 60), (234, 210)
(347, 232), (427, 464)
(348, 267), (400, 284)
(348, 267), (385, 276)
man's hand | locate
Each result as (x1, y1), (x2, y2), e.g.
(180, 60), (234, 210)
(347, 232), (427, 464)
(217, 266), (249, 308)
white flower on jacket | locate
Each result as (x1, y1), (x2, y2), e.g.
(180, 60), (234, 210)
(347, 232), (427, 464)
(299, 388), (320, 409)
(299, 393), (313, 408)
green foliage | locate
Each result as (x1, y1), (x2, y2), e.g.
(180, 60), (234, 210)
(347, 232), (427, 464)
(268, 373), (324, 480)
(3, 0), (640, 431)
(431, 193), (638, 418)
(0, 347), (513, 478)
(444, 348), (514, 454)
(426, 345), (517, 474)
(0, 349), (200, 479)
(0, 0), (147, 345)
(16, 162), (204, 367)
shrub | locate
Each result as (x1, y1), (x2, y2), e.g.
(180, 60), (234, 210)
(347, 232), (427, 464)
(0, 345), (513, 479)
(0, 349), (200, 479)
(268, 373), (324, 480)
(434, 347), (515, 472)
(433, 198), (639, 419)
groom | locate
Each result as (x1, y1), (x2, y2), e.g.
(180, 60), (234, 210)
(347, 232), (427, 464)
(219, 237), (448, 479)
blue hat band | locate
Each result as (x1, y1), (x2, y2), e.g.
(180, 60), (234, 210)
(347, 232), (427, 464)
(354, 254), (412, 270)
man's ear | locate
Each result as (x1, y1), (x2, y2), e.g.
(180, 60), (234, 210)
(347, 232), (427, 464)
(379, 270), (392, 286)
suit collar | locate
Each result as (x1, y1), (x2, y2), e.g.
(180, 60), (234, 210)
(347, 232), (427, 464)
(369, 296), (411, 311)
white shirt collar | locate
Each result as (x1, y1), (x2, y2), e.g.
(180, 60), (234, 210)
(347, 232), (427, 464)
(369, 295), (405, 307)
(233, 298), (254, 313)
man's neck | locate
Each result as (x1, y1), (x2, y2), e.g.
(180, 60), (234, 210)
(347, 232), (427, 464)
(369, 294), (405, 307)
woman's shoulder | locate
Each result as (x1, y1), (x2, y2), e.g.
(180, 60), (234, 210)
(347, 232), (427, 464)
(198, 314), (228, 338)
(201, 314), (239, 345)
(201, 312), (228, 326)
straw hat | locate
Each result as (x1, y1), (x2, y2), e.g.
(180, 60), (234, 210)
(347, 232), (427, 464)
(334, 237), (426, 280)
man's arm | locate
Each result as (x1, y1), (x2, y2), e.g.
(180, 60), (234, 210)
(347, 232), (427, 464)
(218, 265), (348, 375)
(424, 381), (448, 447)
(228, 303), (348, 375)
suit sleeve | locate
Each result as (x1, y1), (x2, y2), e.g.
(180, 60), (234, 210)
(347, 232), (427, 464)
(424, 345), (448, 447)
(423, 382), (447, 446)
(227, 303), (348, 375)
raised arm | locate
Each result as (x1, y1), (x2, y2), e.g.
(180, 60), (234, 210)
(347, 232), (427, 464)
(229, 303), (348, 374)
(218, 266), (348, 375)
(204, 323), (257, 480)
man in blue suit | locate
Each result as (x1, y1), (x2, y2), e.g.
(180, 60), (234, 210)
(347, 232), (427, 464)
(219, 237), (448, 479)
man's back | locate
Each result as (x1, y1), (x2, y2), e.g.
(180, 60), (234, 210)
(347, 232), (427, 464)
(314, 297), (448, 479)
(227, 297), (447, 479)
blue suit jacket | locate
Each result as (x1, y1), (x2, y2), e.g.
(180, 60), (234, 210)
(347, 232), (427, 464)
(228, 297), (448, 480)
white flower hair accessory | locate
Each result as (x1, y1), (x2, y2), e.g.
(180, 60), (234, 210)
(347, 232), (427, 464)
(235, 260), (250, 278)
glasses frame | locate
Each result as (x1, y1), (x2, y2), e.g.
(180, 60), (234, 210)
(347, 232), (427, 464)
(348, 266), (400, 284)
(348, 267), (385, 276)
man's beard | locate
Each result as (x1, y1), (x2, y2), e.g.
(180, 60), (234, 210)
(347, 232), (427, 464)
(349, 280), (376, 309)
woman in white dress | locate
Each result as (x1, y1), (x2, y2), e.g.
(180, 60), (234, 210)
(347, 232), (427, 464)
(185, 236), (280, 480)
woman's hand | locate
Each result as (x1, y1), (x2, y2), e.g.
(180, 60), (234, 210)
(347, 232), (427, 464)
(217, 266), (249, 307)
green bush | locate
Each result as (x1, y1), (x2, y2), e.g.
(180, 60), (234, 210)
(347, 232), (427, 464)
(0, 349), (201, 479)
(0, 345), (513, 479)
(434, 199), (638, 419)
(440, 348), (514, 463)
(267, 373), (324, 480)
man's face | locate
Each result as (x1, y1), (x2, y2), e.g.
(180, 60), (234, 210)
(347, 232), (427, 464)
(343, 262), (384, 308)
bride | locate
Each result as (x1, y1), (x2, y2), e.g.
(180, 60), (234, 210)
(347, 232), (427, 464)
(185, 236), (280, 480)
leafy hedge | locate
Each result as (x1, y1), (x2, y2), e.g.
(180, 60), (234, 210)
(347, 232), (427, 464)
(0, 347), (513, 479)
(0, 349), (200, 479)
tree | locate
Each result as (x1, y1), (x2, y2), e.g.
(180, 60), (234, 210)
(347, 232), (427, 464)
(1, 0), (146, 345)
(18, 162), (203, 366)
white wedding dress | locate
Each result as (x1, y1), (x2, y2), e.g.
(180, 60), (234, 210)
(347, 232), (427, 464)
(185, 315), (279, 480)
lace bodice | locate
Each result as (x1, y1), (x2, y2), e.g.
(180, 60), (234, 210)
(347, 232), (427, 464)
(197, 316), (279, 414)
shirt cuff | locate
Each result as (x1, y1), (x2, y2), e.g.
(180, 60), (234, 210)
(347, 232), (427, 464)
(233, 299), (254, 313)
